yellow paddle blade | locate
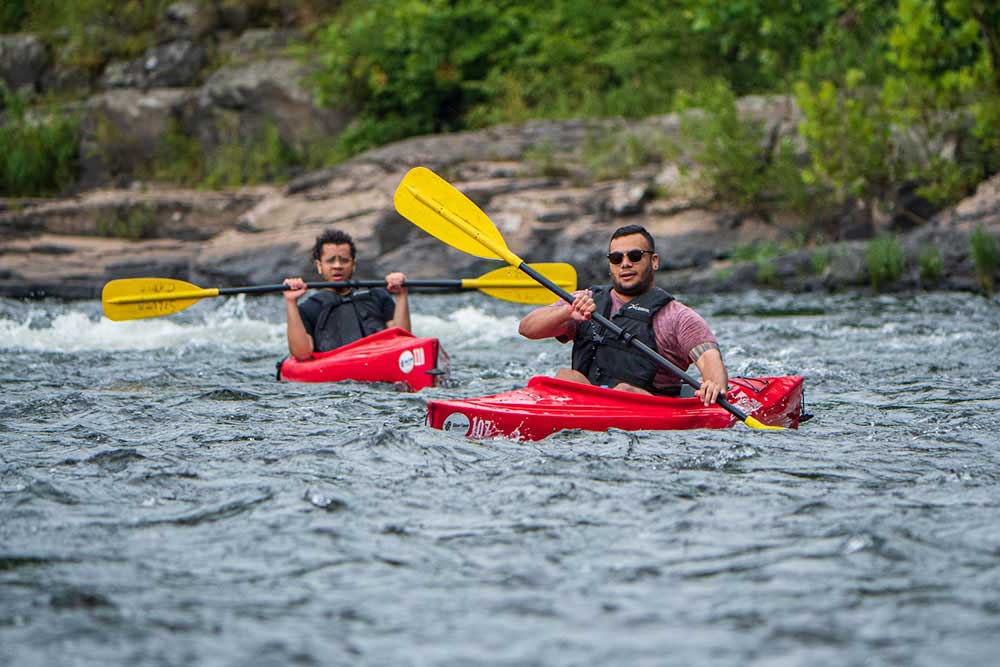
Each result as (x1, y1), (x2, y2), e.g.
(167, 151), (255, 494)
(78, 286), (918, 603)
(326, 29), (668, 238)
(464, 263), (577, 304)
(394, 166), (514, 262)
(742, 415), (787, 431)
(101, 278), (218, 321)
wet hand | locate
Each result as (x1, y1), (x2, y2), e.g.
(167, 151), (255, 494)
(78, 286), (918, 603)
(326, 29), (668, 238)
(283, 277), (307, 302)
(385, 272), (407, 294)
(696, 379), (726, 407)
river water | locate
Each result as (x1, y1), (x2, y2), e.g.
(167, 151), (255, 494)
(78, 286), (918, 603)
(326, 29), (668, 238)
(2, 289), (999, 666)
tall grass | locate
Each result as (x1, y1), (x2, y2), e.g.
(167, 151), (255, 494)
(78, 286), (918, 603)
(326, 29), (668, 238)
(0, 87), (80, 197)
(917, 243), (943, 285)
(865, 234), (905, 291)
(151, 118), (334, 188)
(970, 226), (999, 293)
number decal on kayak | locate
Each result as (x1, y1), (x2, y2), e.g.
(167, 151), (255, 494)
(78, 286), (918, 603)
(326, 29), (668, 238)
(441, 412), (502, 438)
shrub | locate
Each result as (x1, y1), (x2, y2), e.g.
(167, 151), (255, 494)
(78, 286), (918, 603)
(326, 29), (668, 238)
(676, 83), (770, 209)
(0, 0), (29, 31)
(152, 119), (328, 188)
(865, 234), (905, 290)
(917, 243), (943, 285)
(0, 87), (80, 196)
(970, 226), (999, 293)
(810, 246), (832, 274)
(97, 205), (158, 240)
(755, 260), (778, 287)
(730, 240), (777, 263)
(523, 141), (572, 179)
(580, 128), (667, 181)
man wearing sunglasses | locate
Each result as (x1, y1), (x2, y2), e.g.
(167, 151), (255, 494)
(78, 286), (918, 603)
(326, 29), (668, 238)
(282, 228), (410, 361)
(518, 224), (728, 406)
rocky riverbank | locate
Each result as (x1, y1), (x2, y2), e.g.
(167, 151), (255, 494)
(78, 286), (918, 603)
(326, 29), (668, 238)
(2, 2), (998, 300)
(3, 110), (999, 300)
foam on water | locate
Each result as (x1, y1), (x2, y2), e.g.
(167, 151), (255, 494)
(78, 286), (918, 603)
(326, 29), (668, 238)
(0, 294), (526, 354)
(412, 305), (522, 350)
(0, 296), (284, 353)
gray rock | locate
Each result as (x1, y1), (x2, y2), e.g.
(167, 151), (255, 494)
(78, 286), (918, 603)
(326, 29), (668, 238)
(99, 40), (208, 90)
(0, 34), (49, 95)
(161, 2), (220, 41)
(219, 29), (299, 61)
(194, 57), (350, 151)
(3, 97), (999, 299)
(78, 88), (195, 188)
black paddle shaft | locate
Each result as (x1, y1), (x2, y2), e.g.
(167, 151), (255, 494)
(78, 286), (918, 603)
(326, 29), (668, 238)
(517, 263), (751, 421)
(217, 280), (466, 296)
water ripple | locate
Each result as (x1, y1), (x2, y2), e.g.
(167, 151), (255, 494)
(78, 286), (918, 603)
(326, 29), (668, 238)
(2, 292), (1000, 666)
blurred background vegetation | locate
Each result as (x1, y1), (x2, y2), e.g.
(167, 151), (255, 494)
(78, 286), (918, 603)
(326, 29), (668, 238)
(2, 0), (999, 222)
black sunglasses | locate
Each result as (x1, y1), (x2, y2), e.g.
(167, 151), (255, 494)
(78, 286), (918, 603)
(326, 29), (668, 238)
(607, 249), (653, 265)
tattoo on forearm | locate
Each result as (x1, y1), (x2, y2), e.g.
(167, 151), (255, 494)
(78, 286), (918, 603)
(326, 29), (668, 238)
(689, 341), (720, 362)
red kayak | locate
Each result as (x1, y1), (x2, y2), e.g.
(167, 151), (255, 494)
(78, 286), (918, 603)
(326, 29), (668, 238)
(428, 375), (805, 440)
(278, 327), (448, 391)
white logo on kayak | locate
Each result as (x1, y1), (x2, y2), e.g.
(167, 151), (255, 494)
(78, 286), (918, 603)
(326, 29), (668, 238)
(398, 350), (415, 373)
(442, 412), (471, 434)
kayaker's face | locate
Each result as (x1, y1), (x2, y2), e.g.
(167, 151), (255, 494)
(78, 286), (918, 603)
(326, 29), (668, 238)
(315, 242), (356, 285)
(608, 233), (658, 297)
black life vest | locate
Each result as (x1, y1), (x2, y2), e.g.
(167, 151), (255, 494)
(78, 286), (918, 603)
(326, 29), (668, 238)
(303, 289), (390, 352)
(570, 286), (675, 393)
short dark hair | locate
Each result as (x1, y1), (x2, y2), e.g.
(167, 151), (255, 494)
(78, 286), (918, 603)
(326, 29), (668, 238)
(610, 224), (655, 253)
(312, 229), (356, 261)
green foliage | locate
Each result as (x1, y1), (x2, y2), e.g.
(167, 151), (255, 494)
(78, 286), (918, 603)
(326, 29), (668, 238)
(795, 73), (895, 221)
(681, 0), (840, 93)
(676, 83), (769, 208)
(97, 205), (158, 240)
(918, 243), (944, 284)
(205, 123), (301, 188)
(581, 129), (666, 181)
(310, 1), (716, 155)
(0, 87), (79, 196)
(754, 259), (779, 287)
(730, 240), (783, 264)
(151, 119), (208, 185)
(312, 0), (507, 150)
(18, 0), (173, 71)
(789, 3), (903, 234)
(2, 0), (995, 242)
(810, 246), (832, 274)
(1, 0), (30, 31)
(865, 234), (905, 291)
(308, 0), (867, 160)
(674, 82), (809, 213)
(728, 240), (786, 286)
(883, 0), (1000, 202)
(523, 141), (572, 179)
(152, 118), (329, 188)
(466, 1), (687, 122)
(969, 225), (999, 293)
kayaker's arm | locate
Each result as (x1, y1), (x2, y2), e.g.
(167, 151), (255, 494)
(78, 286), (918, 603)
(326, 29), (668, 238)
(693, 347), (728, 407)
(385, 272), (411, 332)
(283, 278), (315, 361)
(518, 290), (594, 340)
